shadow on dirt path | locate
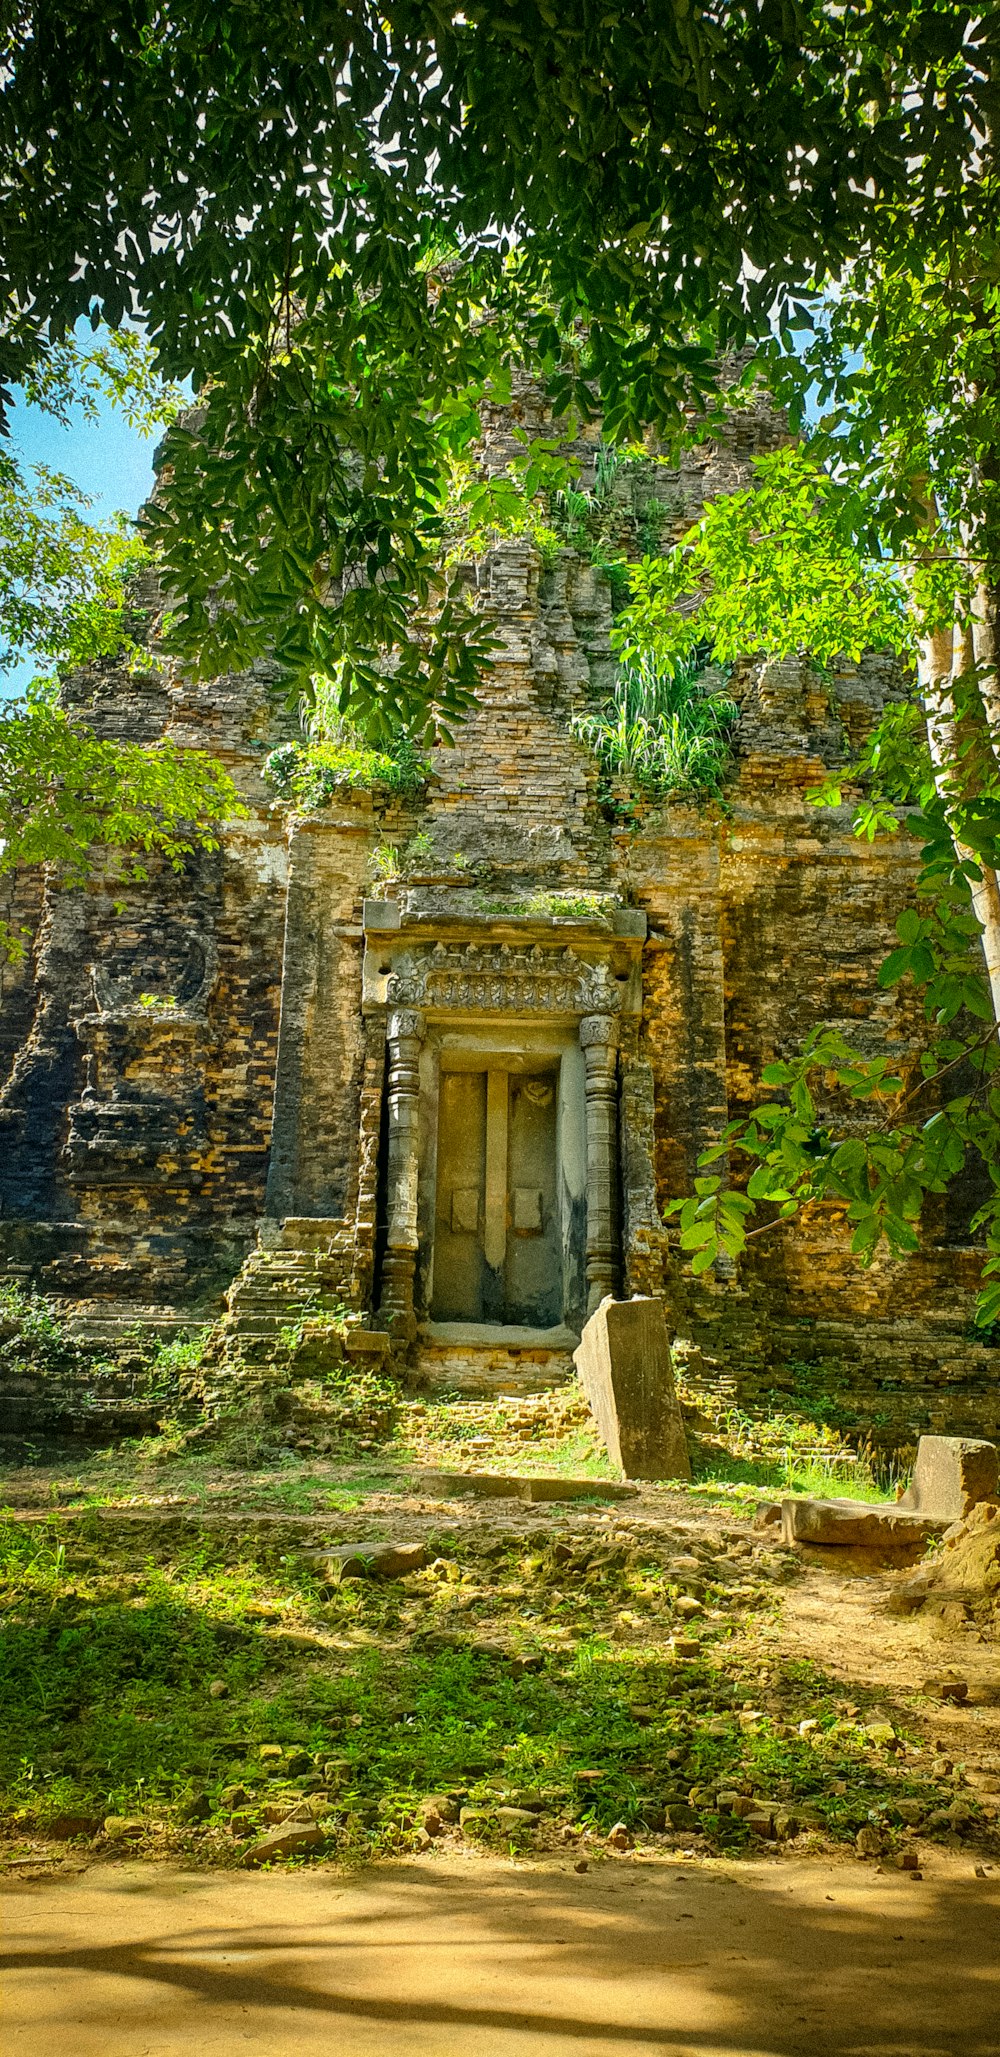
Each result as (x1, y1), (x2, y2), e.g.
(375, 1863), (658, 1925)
(3, 1849), (999, 2056)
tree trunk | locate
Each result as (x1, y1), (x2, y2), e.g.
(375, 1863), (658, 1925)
(917, 588), (1000, 1024)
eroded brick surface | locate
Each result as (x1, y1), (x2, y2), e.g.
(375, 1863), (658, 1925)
(1, 404), (994, 1444)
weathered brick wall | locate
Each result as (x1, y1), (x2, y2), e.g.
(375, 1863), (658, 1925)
(0, 657), (293, 1314)
(1, 400), (997, 1448)
(0, 871), (45, 1095)
(266, 806), (389, 1223)
(420, 545), (611, 891)
(628, 654), (998, 1445)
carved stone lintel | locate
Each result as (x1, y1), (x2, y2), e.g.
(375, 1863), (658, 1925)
(580, 1013), (619, 1312)
(387, 943), (621, 1018)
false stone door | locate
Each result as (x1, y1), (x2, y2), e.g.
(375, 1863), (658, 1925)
(431, 1063), (561, 1326)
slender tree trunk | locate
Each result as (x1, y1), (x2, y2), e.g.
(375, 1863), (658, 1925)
(917, 588), (1000, 1024)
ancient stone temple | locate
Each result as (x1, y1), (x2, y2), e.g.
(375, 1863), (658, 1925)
(1, 398), (996, 1443)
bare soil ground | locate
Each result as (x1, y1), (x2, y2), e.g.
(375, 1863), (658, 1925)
(5, 1844), (999, 2056)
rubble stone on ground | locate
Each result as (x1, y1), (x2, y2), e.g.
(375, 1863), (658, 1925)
(302, 1540), (428, 1582)
(244, 1821), (328, 1866)
(887, 1497), (1000, 1617)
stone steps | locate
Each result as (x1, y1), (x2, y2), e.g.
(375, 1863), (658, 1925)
(208, 1217), (363, 1371)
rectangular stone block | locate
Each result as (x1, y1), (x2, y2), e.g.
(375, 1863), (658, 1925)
(781, 1498), (949, 1551)
(518, 1475), (639, 1503)
(573, 1295), (691, 1481)
(362, 898), (401, 931)
(412, 1470), (638, 1502)
(342, 1329), (392, 1359)
(897, 1435), (999, 1521)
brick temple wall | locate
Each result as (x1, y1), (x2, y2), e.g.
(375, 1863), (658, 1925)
(629, 654), (999, 1445)
(1, 406), (996, 1445)
(0, 657), (293, 1312)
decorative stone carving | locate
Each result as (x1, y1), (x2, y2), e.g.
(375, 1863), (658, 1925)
(88, 933), (218, 1021)
(578, 1012), (618, 1047)
(378, 1008), (425, 1341)
(580, 1012), (619, 1310)
(386, 1007), (426, 1044)
(386, 942), (621, 1018)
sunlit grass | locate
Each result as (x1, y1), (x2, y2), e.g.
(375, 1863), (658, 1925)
(0, 1514), (965, 1865)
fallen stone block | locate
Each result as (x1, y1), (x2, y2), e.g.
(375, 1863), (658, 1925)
(244, 1821), (328, 1866)
(897, 1435), (999, 1521)
(606, 1821), (633, 1849)
(304, 1540), (428, 1582)
(669, 1635), (700, 1659)
(416, 1471), (521, 1499)
(412, 1470), (637, 1502)
(518, 1475), (639, 1503)
(573, 1296), (691, 1481)
(922, 1672), (969, 1704)
(885, 1570), (936, 1616)
(781, 1498), (949, 1551)
(498, 1806), (539, 1830)
(745, 1809), (777, 1839)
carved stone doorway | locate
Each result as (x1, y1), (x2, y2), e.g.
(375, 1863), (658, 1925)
(431, 1062), (561, 1327)
(362, 904), (651, 1354)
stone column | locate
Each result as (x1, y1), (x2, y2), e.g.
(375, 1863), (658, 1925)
(378, 1007), (425, 1340)
(580, 1012), (619, 1314)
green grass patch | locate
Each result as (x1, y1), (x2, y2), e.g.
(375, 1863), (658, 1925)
(0, 1515), (976, 1867)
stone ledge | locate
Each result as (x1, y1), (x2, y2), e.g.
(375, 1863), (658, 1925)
(412, 1470), (637, 1503)
(781, 1497), (951, 1551)
(419, 1321), (580, 1351)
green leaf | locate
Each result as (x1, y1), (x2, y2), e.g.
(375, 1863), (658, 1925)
(877, 947), (914, 988)
(689, 1245), (718, 1275)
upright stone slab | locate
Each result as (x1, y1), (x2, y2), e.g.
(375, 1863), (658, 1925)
(897, 1435), (998, 1520)
(573, 1295), (691, 1481)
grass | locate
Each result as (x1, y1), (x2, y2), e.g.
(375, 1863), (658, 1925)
(399, 1390), (620, 1482)
(0, 1511), (978, 1870)
(0, 1386), (990, 1872)
(0, 1380), (909, 1521)
(679, 1400), (906, 1512)
(571, 653), (738, 804)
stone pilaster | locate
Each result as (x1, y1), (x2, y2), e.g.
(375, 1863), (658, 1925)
(580, 1012), (619, 1314)
(378, 1007), (425, 1340)
(351, 1012), (387, 1309)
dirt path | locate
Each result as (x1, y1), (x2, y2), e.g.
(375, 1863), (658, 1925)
(4, 1847), (999, 2057)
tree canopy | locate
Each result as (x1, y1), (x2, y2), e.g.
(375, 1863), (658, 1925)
(0, 335), (239, 957)
(2, 2), (996, 723)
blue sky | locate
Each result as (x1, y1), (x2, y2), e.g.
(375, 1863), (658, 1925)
(2, 385), (158, 698)
(12, 384), (158, 521)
